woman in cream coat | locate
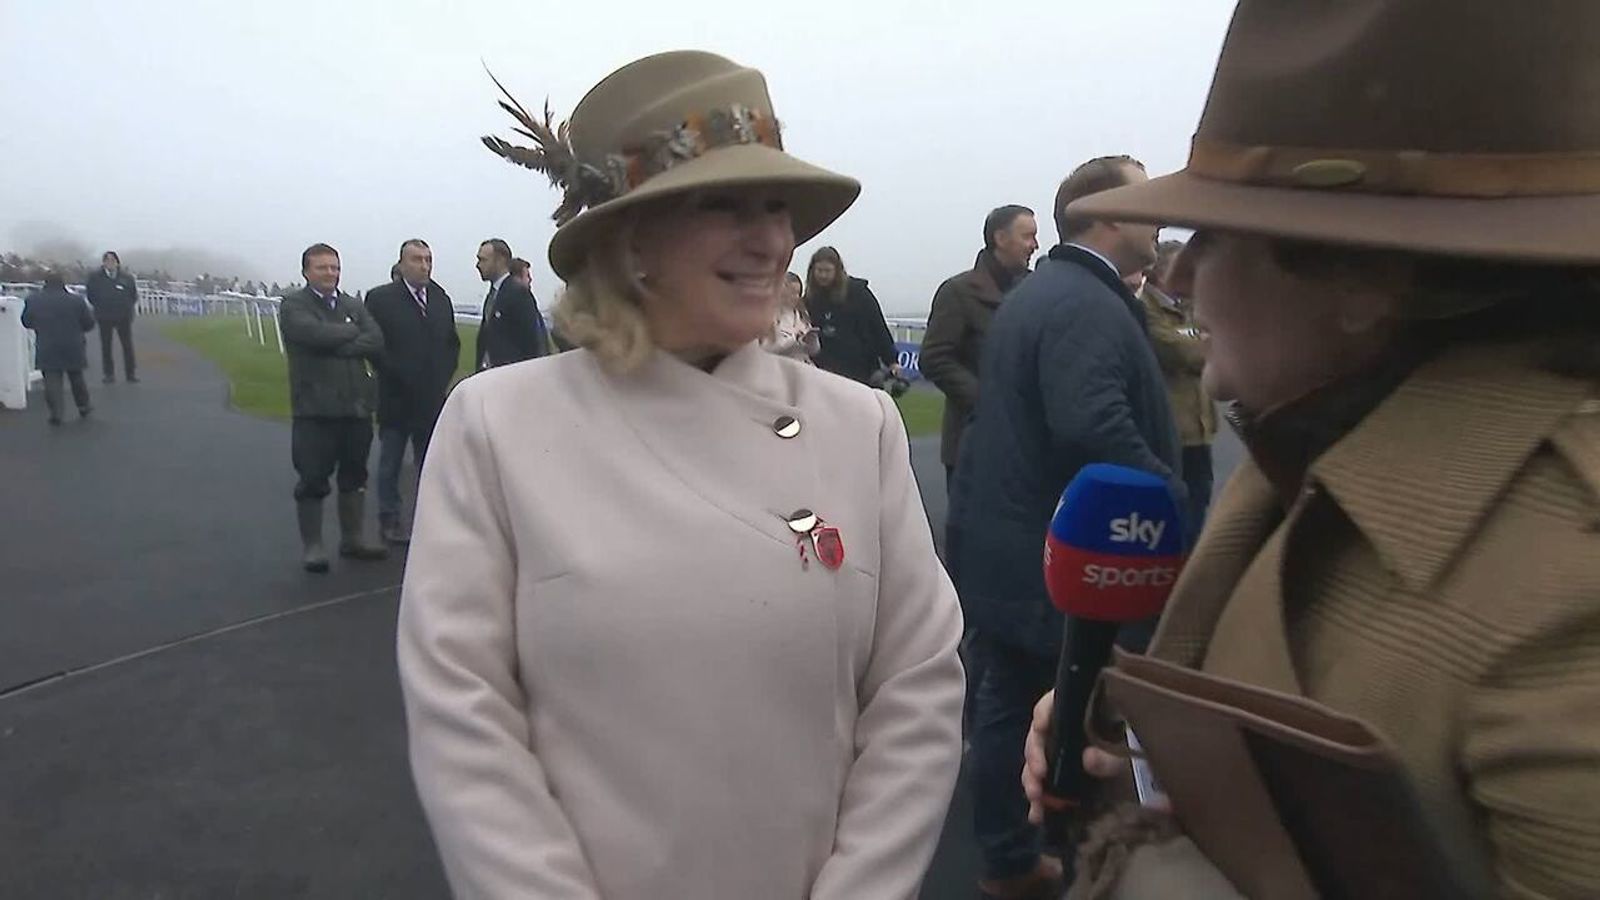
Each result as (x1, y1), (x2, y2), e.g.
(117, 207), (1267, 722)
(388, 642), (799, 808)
(397, 51), (966, 899)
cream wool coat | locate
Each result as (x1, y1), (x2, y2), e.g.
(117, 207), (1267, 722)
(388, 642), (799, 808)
(397, 341), (966, 899)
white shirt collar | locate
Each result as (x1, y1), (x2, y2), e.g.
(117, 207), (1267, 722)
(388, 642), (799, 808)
(1064, 242), (1120, 278)
(491, 272), (509, 293)
(405, 279), (429, 298)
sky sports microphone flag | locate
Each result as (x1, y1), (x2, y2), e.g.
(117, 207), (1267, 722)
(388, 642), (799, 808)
(1044, 463), (1185, 623)
(1041, 463), (1186, 825)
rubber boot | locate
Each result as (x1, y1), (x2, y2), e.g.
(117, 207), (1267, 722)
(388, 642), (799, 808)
(338, 492), (389, 561)
(297, 498), (330, 573)
(379, 511), (411, 546)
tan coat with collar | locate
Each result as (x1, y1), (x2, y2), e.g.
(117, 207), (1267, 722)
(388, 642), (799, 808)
(397, 343), (966, 899)
(1140, 340), (1600, 898)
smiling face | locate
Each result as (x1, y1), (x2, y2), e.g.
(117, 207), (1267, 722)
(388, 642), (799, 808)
(992, 213), (1040, 273)
(303, 251), (340, 295)
(630, 187), (796, 359)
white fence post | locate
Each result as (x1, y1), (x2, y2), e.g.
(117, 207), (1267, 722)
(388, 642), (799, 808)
(271, 305), (284, 356)
(0, 297), (36, 410)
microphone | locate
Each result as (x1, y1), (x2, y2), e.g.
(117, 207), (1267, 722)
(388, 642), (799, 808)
(1040, 463), (1185, 826)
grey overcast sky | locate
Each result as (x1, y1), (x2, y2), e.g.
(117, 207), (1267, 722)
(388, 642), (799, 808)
(1, 0), (1233, 314)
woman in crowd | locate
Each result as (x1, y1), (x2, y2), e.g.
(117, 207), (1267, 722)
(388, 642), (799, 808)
(762, 271), (818, 362)
(804, 246), (901, 384)
(398, 50), (965, 900)
(1022, 3), (1600, 897)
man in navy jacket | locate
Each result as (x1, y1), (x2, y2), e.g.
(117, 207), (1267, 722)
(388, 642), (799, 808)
(946, 156), (1182, 898)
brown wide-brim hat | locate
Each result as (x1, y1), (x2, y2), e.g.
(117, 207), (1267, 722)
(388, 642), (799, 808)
(484, 51), (860, 280)
(1071, 0), (1600, 265)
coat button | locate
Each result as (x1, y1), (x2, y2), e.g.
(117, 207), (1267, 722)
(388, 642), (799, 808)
(773, 415), (801, 439)
(786, 509), (818, 533)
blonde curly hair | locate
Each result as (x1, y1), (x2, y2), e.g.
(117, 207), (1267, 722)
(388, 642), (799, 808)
(551, 215), (656, 374)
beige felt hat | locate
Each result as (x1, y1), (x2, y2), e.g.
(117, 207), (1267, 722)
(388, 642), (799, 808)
(484, 51), (861, 279)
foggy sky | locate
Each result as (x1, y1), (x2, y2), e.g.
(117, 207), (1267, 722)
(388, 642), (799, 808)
(0, 0), (1233, 313)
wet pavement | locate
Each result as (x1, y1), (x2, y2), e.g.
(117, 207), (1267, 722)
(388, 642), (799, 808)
(0, 319), (1241, 898)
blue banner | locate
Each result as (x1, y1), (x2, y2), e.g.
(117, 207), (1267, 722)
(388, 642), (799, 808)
(894, 341), (922, 381)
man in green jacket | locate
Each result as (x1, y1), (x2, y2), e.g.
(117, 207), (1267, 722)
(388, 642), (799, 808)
(280, 243), (388, 572)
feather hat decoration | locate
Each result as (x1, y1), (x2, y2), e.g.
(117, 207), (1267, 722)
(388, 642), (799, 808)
(480, 68), (614, 225)
(481, 52), (859, 280)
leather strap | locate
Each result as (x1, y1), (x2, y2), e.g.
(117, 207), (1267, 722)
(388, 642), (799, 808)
(1085, 674), (1137, 759)
(1189, 138), (1600, 197)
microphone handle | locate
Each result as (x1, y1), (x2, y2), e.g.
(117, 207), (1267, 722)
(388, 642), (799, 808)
(1043, 616), (1121, 843)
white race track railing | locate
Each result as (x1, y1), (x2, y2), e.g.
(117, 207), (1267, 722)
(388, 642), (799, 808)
(139, 291), (493, 358)
(7, 282), (927, 374)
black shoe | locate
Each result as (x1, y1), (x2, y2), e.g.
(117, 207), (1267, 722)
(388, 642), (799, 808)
(47, 416), (62, 426)
(78, 407), (92, 419)
(126, 375), (139, 383)
(102, 375), (114, 384)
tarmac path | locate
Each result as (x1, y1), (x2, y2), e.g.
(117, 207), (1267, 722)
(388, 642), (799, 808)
(0, 318), (1240, 898)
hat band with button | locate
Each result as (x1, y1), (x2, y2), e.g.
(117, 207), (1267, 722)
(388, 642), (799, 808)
(1188, 139), (1600, 198)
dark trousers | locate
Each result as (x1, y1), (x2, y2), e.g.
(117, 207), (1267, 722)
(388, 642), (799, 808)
(376, 424), (432, 516)
(1182, 443), (1215, 545)
(98, 318), (135, 378)
(943, 465), (991, 734)
(970, 636), (1058, 880)
(41, 369), (91, 419)
(292, 417), (373, 501)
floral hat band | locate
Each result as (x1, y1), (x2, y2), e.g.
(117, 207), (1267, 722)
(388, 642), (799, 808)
(481, 52), (860, 280)
(483, 71), (784, 226)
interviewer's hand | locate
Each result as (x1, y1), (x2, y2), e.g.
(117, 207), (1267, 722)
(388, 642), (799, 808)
(1023, 690), (1133, 825)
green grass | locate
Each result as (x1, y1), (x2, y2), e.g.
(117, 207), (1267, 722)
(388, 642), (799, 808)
(160, 317), (483, 422)
(894, 388), (944, 439)
(160, 317), (295, 420)
(160, 315), (944, 437)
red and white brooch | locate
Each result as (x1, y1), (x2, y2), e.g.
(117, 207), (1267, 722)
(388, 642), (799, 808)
(786, 509), (845, 571)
